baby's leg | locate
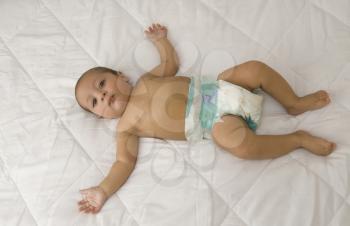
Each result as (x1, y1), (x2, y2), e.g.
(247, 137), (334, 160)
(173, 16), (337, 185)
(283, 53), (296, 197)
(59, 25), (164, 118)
(217, 61), (330, 115)
(211, 115), (335, 160)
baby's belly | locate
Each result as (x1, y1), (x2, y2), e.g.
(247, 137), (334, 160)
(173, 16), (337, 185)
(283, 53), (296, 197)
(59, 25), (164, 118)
(154, 121), (186, 140)
(137, 96), (188, 140)
(135, 76), (190, 140)
(136, 117), (187, 140)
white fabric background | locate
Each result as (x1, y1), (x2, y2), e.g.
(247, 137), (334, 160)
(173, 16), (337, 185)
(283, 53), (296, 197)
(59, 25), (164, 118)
(1, 0), (350, 225)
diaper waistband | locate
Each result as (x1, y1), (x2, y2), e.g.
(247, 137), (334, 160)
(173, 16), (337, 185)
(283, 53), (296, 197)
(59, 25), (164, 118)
(185, 76), (219, 142)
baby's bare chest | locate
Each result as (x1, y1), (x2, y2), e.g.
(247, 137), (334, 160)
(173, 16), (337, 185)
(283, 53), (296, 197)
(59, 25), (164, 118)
(122, 76), (191, 139)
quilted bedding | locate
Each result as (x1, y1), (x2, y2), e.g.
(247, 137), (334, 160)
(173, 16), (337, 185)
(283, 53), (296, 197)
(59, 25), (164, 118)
(1, 0), (350, 225)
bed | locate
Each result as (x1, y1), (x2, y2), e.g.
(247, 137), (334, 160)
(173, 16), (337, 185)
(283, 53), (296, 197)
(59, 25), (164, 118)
(1, 0), (350, 225)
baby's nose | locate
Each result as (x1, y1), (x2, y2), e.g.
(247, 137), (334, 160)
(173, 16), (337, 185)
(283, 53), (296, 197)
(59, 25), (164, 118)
(101, 91), (107, 101)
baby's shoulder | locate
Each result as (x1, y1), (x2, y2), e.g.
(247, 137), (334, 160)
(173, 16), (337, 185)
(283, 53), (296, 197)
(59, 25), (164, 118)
(116, 116), (137, 135)
(133, 73), (158, 87)
(138, 72), (154, 80)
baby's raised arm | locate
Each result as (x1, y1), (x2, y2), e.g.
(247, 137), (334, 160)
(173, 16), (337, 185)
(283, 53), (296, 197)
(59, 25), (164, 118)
(144, 23), (179, 77)
(78, 132), (139, 214)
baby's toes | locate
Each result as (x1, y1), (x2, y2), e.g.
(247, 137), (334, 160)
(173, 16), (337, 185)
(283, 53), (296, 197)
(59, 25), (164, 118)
(331, 142), (337, 151)
(314, 91), (330, 108)
(320, 141), (335, 155)
(317, 90), (330, 102)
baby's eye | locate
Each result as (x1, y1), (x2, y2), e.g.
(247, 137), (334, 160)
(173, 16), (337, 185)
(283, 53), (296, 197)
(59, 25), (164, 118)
(92, 98), (97, 107)
(99, 80), (105, 88)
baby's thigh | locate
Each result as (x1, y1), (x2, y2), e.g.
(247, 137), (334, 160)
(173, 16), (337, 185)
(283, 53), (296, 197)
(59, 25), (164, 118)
(211, 115), (252, 151)
(217, 61), (263, 92)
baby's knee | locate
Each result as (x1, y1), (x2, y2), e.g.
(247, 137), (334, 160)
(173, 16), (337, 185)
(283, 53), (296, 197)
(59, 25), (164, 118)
(212, 126), (255, 159)
(243, 60), (267, 69)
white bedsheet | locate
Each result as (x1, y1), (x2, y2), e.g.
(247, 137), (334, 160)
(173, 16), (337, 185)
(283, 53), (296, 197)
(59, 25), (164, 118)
(1, 0), (350, 225)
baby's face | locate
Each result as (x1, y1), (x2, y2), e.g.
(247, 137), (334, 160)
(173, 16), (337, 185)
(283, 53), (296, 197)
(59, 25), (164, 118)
(75, 71), (132, 119)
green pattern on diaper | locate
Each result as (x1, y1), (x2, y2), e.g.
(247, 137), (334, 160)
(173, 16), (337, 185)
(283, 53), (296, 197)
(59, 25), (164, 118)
(240, 114), (258, 131)
(185, 77), (261, 142)
(199, 81), (218, 129)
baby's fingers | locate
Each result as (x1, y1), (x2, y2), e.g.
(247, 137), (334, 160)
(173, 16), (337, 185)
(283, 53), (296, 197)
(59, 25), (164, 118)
(85, 206), (95, 214)
(78, 199), (88, 206)
(156, 23), (163, 30)
(79, 204), (90, 212)
(90, 206), (99, 214)
(92, 207), (99, 214)
(156, 23), (166, 30)
(147, 26), (154, 32)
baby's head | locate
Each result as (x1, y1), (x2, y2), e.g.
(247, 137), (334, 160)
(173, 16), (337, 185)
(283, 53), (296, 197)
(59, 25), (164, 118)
(75, 67), (132, 119)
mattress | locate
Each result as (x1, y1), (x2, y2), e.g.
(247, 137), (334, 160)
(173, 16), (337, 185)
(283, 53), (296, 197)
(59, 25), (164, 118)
(1, 0), (350, 225)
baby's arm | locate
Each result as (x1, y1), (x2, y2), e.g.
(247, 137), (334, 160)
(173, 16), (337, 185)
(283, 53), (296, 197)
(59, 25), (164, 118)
(144, 23), (179, 77)
(78, 132), (139, 214)
(99, 132), (138, 196)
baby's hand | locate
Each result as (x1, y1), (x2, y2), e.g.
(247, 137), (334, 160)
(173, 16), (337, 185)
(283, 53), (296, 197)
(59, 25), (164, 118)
(78, 186), (108, 214)
(144, 23), (167, 41)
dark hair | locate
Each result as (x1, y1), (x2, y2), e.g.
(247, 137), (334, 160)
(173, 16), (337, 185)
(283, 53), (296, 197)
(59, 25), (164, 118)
(74, 66), (119, 114)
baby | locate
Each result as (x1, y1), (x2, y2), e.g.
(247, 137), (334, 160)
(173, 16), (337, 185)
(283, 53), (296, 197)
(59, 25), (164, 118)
(75, 23), (336, 214)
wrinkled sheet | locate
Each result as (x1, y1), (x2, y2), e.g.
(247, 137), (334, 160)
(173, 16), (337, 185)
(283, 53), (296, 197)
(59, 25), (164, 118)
(1, 0), (350, 225)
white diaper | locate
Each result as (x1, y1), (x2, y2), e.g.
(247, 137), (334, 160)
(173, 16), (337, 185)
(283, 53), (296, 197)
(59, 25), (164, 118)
(185, 76), (264, 142)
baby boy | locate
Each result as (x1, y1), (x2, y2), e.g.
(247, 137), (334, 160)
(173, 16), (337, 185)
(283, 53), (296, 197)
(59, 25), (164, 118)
(75, 23), (336, 214)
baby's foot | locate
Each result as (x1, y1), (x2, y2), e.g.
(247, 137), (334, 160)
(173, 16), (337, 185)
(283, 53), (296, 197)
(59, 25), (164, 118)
(287, 90), (330, 116)
(296, 130), (336, 156)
